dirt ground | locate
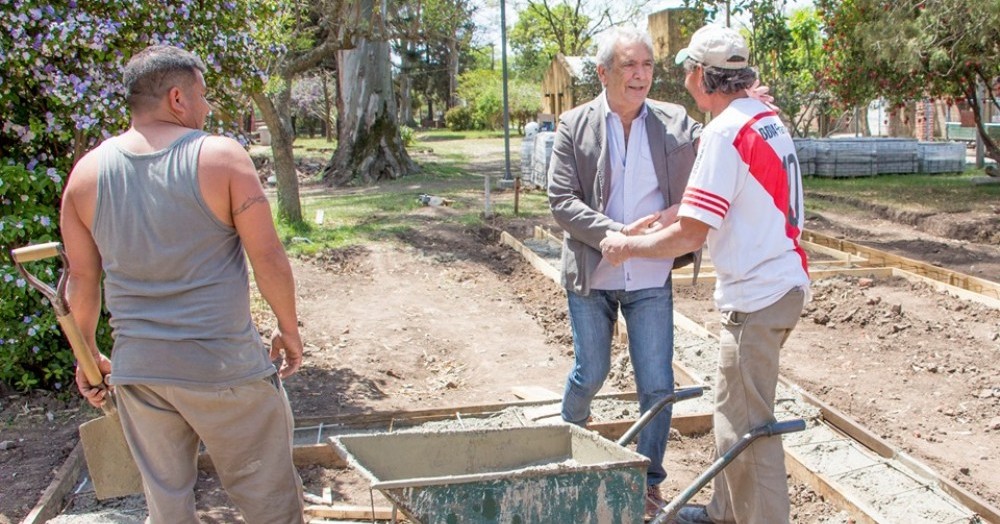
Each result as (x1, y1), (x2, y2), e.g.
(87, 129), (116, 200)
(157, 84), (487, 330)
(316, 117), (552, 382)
(2, 139), (999, 523)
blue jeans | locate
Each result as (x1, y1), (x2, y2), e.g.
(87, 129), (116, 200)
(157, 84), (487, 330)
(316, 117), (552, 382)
(561, 285), (675, 486)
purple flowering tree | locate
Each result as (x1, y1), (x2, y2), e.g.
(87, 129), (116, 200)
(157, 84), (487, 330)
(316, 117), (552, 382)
(0, 0), (281, 392)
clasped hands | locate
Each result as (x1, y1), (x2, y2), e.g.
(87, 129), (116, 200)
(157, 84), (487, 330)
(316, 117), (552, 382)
(601, 204), (679, 266)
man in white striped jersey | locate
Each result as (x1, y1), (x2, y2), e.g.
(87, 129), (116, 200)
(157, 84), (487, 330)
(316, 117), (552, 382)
(600, 24), (811, 524)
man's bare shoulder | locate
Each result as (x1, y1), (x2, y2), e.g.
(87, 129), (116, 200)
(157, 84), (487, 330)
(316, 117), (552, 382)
(64, 147), (102, 193)
(198, 135), (257, 185)
(200, 135), (252, 164)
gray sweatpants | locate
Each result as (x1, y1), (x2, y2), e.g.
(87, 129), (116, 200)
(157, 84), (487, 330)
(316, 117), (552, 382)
(116, 376), (304, 524)
(706, 287), (805, 524)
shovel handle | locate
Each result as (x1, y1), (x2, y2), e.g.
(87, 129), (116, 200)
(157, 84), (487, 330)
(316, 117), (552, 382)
(11, 242), (62, 263)
(56, 313), (105, 389)
(11, 242), (114, 411)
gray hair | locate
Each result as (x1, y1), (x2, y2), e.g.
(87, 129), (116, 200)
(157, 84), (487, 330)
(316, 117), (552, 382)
(596, 26), (654, 70)
(124, 45), (207, 110)
(683, 58), (757, 95)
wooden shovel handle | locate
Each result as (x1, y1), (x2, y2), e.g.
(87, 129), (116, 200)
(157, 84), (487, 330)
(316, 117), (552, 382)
(56, 312), (105, 389)
(10, 242), (61, 263)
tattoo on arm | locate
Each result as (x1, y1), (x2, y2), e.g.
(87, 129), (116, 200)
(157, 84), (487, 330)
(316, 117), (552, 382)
(233, 195), (267, 216)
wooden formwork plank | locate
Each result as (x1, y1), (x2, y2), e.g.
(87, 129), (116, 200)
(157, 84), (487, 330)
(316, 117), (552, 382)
(782, 377), (1000, 523)
(533, 226), (1000, 304)
(510, 385), (561, 401)
(199, 443), (345, 472)
(785, 448), (882, 524)
(801, 239), (869, 265)
(19, 441), (86, 524)
(890, 268), (1000, 310)
(500, 231), (559, 283)
(305, 503), (398, 520)
(590, 412), (714, 441)
(809, 267), (895, 281)
(803, 230), (1000, 300)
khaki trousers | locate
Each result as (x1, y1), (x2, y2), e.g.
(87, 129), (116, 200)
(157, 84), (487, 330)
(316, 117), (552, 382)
(706, 287), (805, 524)
(117, 375), (304, 524)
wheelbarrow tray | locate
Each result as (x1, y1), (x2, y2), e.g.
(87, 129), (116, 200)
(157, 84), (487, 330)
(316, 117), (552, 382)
(332, 424), (650, 524)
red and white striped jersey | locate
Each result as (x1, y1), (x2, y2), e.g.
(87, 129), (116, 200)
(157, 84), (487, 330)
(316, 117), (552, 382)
(678, 97), (810, 312)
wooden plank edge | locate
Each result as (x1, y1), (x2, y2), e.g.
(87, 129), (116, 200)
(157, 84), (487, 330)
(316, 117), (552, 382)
(780, 376), (1000, 523)
(801, 239), (869, 264)
(803, 229), (1000, 300)
(500, 231), (559, 283)
(510, 385), (562, 401)
(20, 439), (86, 524)
(890, 268), (1000, 310)
(785, 447), (882, 524)
(295, 391), (639, 428)
(305, 503), (398, 520)
(589, 412), (713, 440)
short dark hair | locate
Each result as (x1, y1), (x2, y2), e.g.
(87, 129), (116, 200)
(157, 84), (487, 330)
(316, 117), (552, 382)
(123, 45), (206, 111)
(683, 58), (757, 95)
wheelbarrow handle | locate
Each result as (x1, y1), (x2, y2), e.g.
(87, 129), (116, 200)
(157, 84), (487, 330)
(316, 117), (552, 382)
(617, 387), (704, 447)
(649, 418), (808, 524)
(761, 419), (807, 437)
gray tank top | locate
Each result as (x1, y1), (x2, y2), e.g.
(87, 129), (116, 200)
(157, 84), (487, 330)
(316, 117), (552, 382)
(92, 130), (274, 388)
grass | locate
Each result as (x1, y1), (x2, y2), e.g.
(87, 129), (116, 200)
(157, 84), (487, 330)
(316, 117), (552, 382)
(804, 169), (1000, 214)
(269, 129), (545, 256)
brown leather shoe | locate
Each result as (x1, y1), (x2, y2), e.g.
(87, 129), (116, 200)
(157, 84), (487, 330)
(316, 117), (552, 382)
(644, 485), (666, 521)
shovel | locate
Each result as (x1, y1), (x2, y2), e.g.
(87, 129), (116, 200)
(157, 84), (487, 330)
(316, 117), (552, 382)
(11, 241), (144, 499)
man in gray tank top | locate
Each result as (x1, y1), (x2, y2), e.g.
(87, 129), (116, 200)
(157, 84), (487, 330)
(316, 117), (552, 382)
(60, 45), (305, 524)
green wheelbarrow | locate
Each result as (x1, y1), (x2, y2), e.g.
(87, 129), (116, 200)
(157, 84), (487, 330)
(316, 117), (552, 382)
(333, 386), (806, 523)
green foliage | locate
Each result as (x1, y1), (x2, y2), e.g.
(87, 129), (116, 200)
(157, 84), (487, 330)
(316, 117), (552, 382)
(445, 106), (476, 131)
(818, 0), (1000, 107)
(0, 163), (107, 393)
(682, 1), (831, 136)
(571, 60), (603, 106)
(0, 0), (282, 392)
(452, 69), (541, 132)
(509, 3), (593, 79)
(818, 0), (1000, 156)
(399, 125), (415, 147)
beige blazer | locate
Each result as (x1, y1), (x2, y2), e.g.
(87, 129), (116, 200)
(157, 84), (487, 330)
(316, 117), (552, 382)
(547, 96), (701, 295)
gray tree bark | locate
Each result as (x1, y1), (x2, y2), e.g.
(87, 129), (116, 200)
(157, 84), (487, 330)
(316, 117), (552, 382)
(322, 0), (417, 186)
(252, 90), (302, 223)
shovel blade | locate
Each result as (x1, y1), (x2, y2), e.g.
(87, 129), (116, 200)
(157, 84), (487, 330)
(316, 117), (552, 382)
(79, 413), (144, 500)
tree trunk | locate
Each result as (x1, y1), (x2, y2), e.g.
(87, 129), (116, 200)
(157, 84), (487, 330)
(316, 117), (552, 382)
(967, 84), (1000, 166)
(252, 90), (302, 223)
(322, 0), (417, 186)
(447, 36), (459, 109)
(322, 71), (334, 143)
(399, 42), (414, 126)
